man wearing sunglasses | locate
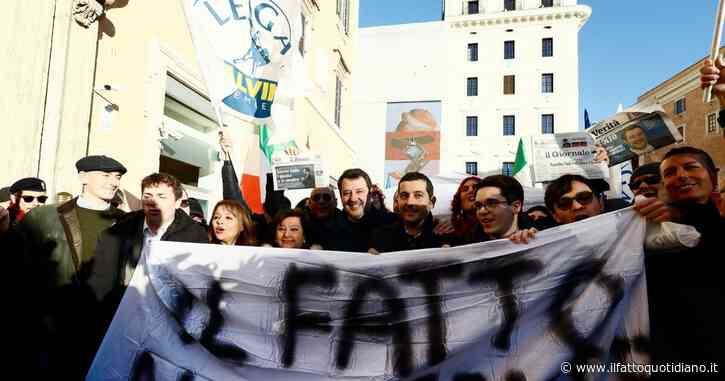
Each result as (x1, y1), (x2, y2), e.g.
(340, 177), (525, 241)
(545, 174), (605, 225)
(301, 186), (341, 246)
(628, 162), (661, 199)
(7, 177), (47, 224)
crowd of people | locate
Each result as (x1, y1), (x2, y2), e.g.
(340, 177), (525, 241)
(1, 61), (724, 380)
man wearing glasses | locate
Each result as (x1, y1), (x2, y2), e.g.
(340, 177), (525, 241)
(467, 175), (538, 244)
(7, 177), (47, 224)
(628, 162), (661, 199)
(544, 174), (606, 225)
(302, 186), (341, 246)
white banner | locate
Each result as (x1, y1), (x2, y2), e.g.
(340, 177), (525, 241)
(88, 209), (649, 381)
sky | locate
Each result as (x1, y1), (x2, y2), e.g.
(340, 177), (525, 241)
(359, 0), (718, 126)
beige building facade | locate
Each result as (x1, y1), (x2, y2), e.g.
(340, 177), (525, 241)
(631, 47), (725, 189)
(1, 0), (357, 214)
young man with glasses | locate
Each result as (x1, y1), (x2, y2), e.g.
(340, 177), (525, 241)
(544, 174), (605, 225)
(464, 175), (538, 244)
(7, 177), (47, 224)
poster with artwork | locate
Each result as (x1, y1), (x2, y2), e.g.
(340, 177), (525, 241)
(384, 101), (441, 188)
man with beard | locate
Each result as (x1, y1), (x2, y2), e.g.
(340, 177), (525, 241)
(315, 168), (398, 252)
(545, 174), (606, 225)
(628, 162), (661, 199)
(633, 147), (724, 373)
(369, 172), (451, 253)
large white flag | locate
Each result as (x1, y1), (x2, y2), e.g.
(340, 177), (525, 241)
(88, 209), (649, 380)
(181, 0), (302, 212)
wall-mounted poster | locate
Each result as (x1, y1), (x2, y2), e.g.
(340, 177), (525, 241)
(384, 101), (441, 188)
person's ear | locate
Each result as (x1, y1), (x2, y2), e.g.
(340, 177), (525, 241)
(174, 197), (182, 209)
(430, 195), (436, 208)
(511, 200), (522, 214)
(78, 171), (88, 186)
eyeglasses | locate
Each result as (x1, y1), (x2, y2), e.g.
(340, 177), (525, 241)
(473, 198), (509, 211)
(629, 176), (660, 190)
(311, 193), (333, 203)
(555, 191), (595, 210)
(180, 199), (190, 208)
(21, 195), (48, 203)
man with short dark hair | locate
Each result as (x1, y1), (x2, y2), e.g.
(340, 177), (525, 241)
(629, 162), (661, 199)
(369, 172), (450, 253)
(314, 168), (397, 252)
(90, 173), (208, 305)
(634, 147), (724, 369)
(622, 124), (654, 156)
(545, 174), (605, 225)
(463, 175), (538, 244)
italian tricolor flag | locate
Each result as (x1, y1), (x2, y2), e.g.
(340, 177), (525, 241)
(512, 137), (533, 187)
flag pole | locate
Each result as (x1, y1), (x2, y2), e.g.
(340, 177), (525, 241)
(704, 0), (725, 103)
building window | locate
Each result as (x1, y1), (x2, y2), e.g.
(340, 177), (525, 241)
(542, 114), (554, 134)
(466, 161), (478, 176)
(542, 38), (553, 57)
(503, 115), (515, 136)
(467, 77), (478, 96)
(504, 75), (515, 95)
(674, 98), (686, 114)
(542, 0), (554, 7)
(466, 116), (478, 136)
(677, 125), (686, 143)
(468, 43), (479, 62)
(504, 0), (516, 11)
(335, 75), (342, 128)
(468, 1), (480, 15)
(504, 40), (515, 59)
(542, 73), (554, 93)
(707, 112), (717, 134)
(502, 162), (514, 176)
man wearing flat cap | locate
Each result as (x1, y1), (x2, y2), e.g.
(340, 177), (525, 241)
(17, 155), (128, 378)
(7, 177), (47, 225)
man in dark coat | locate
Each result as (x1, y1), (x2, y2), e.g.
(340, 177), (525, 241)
(316, 168), (398, 252)
(89, 173), (208, 313)
(17, 155), (128, 379)
(369, 172), (452, 253)
(634, 147), (724, 378)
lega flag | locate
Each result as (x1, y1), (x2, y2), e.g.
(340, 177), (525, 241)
(88, 209), (650, 380)
(181, 0), (302, 212)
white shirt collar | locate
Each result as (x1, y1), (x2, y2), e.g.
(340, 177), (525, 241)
(143, 217), (174, 239)
(77, 194), (111, 211)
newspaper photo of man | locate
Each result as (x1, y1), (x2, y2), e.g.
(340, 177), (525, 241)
(622, 124), (655, 155)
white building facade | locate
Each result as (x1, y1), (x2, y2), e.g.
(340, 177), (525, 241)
(352, 0), (591, 185)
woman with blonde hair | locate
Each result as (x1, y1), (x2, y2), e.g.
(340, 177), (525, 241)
(209, 200), (258, 246)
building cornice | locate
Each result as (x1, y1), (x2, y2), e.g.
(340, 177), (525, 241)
(448, 5), (591, 30)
